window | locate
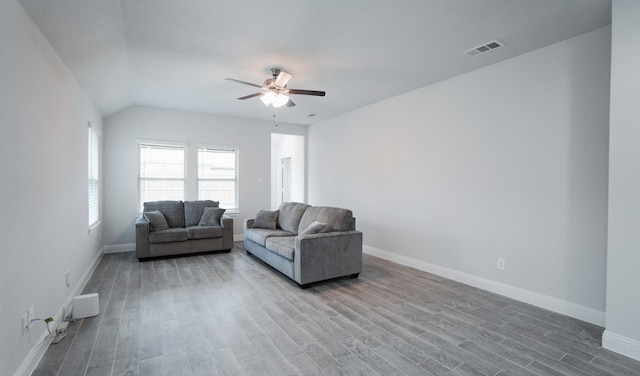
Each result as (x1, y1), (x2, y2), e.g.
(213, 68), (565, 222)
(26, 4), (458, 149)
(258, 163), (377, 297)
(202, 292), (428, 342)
(88, 123), (100, 228)
(138, 143), (185, 211)
(198, 147), (238, 211)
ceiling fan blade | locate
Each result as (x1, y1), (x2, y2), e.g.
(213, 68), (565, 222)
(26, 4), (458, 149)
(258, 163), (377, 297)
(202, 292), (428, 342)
(274, 71), (293, 87)
(286, 99), (296, 107)
(287, 89), (326, 96)
(225, 78), (264, 89)
(237, 92), (263, 100)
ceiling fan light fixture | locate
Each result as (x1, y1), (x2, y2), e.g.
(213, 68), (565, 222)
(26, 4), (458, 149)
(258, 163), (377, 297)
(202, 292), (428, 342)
(260, 91), (275, 106)
(272, 93), (290, 108)
(261, 91), (289, 108)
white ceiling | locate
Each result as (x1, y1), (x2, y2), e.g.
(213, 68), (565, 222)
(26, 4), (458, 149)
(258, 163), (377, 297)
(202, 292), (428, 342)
(18, 0), (611, 125)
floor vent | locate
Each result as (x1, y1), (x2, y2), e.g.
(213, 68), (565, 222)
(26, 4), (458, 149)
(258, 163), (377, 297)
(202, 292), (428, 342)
(464, 40), (504, 57)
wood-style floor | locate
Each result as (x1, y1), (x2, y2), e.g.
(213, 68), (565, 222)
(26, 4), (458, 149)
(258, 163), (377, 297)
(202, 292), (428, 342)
(33, 242), (640, 376)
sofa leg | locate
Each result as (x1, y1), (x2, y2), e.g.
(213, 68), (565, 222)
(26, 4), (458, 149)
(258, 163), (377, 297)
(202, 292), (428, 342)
(300, 283), (311, 289)
(350, 273), (359, 279)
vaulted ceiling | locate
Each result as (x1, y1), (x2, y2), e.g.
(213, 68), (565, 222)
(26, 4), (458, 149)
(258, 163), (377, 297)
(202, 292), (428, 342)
(18, 0), (611, 125)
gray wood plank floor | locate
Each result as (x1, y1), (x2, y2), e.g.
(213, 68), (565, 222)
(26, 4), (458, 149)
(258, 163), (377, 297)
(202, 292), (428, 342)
(33, 242), (640, 376)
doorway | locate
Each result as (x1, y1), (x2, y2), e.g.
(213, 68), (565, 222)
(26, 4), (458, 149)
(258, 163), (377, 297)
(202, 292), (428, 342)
(271, 134), (305, 209)
(281, 157), (291, 204)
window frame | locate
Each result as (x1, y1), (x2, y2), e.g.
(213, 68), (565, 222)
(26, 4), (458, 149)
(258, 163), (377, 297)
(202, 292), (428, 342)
(88, 122), (100, 229)
(137, 140), (187, 212)
(197, 145), (239, 212)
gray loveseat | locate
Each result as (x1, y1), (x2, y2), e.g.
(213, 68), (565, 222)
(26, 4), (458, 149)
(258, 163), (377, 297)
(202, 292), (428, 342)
(136, 200), (233, 260)
(244, 202), (362, 288)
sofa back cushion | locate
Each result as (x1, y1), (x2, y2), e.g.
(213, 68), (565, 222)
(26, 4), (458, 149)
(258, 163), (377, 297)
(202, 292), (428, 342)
(277, 202), (310, 234)
(298, 206), (354, 234)
(184, 200), (220, 226)
(143, 201), (185, 228)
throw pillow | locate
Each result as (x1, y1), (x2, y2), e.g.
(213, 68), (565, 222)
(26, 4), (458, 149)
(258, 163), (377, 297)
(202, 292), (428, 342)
(144, 210), (169, 231)
(198, 207), (226, 226)
(253, 209), (279, 230)
(300, 221), (328, 235)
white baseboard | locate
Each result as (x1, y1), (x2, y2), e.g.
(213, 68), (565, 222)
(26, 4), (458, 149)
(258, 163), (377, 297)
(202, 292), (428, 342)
(363, 245), (606, 327)
(103, 243), (135, 253)
(234, 233), (244, 242)
(603, 330), (640, 362)
(14, 248), (104, 376)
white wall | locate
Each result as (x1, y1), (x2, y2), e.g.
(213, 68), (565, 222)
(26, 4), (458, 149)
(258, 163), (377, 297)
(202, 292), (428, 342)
(603, 0), (640, 361)
(271, 134), (305, 209)
(103, 107), (306, 246)
(0, 0), (103, 375)
(308, 27), (610, 321)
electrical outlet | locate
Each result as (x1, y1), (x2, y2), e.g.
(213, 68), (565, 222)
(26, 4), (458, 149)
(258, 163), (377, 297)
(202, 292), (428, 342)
(28, 306), (35, 328)
(22, 313), (29, 334)
(497, 257), (506, 271)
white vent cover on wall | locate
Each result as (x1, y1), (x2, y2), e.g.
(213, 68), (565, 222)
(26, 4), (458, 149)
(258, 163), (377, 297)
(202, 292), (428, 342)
(464, 40), (504, 57)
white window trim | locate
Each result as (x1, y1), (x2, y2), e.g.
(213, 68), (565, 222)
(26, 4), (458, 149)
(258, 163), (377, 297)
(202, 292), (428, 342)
(88, 122), (100, 230)
(137, 140), (188, 213)
(197, 144), (240, 213)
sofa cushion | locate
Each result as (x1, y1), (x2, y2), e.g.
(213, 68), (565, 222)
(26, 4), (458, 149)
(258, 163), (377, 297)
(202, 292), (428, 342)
(298, 206), (353, 234)
(277, 202), (310, 235)
(300, 221), (328, 236)
(198, 207), (225, 226)
(253, 209), (278, 229)
(185, 200), (220, 226)
(245, 228), (294, 247)
(186, 225), (224, 240)
(149, 227), (188, 243)
(143, 201), (185, 228)
(265, 236), (295, 261)
(144, 210), (170, 231)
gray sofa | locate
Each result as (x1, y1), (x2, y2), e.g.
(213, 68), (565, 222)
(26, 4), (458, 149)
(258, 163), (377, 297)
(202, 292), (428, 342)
(136, 200), (233, 260)
(244, 202), (362, 288)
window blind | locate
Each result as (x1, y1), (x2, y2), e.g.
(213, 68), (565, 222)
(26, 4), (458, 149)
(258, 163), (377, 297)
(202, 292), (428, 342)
(138, 143), (185, 211)
(197, 147), (238, 211)
(88, 124), (100, 227)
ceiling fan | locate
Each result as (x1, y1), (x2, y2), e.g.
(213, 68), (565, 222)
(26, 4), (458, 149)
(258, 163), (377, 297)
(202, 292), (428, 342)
(225, 68), (325, 108)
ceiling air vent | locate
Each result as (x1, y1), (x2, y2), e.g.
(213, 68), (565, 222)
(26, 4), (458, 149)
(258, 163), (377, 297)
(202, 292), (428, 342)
(464, 40), (504, 57)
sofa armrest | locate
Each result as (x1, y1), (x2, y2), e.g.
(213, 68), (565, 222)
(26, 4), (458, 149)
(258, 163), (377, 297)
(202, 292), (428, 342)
(243, 218), (255, 250)
(294, 230), (363, 285)
(220, 215), (233, 249)
(221, 214), (233, 228)
(135, 216), (151, 259)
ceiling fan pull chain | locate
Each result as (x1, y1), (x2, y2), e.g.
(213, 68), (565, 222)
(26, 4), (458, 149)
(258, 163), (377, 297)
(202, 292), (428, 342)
(274, 107), (278, 127)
